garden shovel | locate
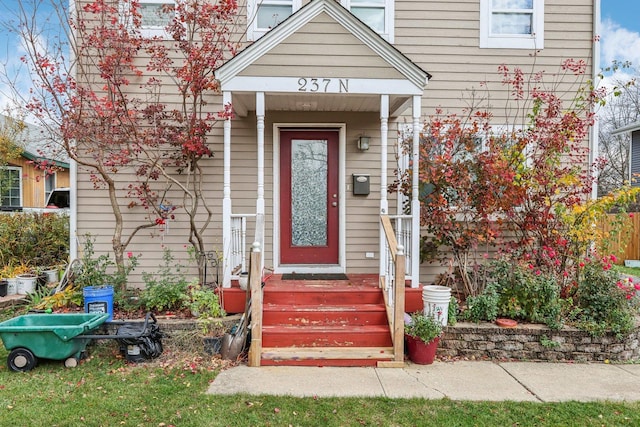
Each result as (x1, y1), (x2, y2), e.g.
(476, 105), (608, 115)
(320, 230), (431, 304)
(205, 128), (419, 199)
(221, 293), (251, 360)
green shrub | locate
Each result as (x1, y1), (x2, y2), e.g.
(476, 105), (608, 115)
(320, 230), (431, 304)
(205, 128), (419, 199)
(463, 285), (499, 323)
(187, 284), (225, 318)
(0, 212), (69, 267)
(485, 259), (562, 329)
(570, 258), (638, 338)
(140, 248), (190, 312)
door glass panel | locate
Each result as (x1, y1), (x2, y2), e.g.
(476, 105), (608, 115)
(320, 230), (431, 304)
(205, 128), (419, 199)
(291, 139), (327, 247)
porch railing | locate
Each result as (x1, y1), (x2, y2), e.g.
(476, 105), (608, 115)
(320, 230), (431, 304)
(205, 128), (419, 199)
(380, 215), (406, 366)
(387, 214), (413, 279)
(230, 213), (257, 276)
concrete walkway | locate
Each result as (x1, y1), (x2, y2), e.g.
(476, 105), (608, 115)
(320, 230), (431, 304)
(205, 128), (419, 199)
(207, 361), (640, 402)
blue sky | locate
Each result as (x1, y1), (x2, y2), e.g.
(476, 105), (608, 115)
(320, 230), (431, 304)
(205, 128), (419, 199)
(0, 1), (638, 109)
(601, 0), (640, 71)
(601, 0), (640, 35)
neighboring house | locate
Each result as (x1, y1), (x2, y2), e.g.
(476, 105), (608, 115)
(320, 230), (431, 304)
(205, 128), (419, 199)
(612, 121), (640, 187)
(74, 0), (599, 289)
(0, 117), (70, 210)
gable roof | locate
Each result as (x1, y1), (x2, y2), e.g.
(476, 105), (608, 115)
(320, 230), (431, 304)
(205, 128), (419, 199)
(215, 0), (430, 91)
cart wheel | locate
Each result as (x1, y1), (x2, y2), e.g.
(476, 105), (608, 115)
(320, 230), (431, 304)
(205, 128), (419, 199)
(8, 348), (37, 372)
(64, 357), (78, 368)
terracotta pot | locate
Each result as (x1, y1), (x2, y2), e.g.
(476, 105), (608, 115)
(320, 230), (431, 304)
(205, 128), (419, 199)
(405, 334), (440, 365)
(496, 318), (518, 328)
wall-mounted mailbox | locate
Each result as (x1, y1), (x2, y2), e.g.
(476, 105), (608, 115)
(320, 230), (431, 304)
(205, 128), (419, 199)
(352, 174), (370, 195)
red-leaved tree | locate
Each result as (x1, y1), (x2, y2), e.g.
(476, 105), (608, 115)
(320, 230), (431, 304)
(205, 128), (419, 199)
(395, 58), (608, 298)
(4, 0), (241, 287)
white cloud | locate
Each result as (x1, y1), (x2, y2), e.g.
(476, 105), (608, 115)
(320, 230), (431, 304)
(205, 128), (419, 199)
(601, 18), (640, 70)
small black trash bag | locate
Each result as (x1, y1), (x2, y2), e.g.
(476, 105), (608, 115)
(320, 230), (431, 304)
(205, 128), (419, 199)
(116, 313), (163, 363)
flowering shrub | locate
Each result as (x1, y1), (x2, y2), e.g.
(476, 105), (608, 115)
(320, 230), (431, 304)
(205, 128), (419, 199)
(568, 254), (639, 338)
(468, 252), (639, 337)
(394, 59), (640, 337)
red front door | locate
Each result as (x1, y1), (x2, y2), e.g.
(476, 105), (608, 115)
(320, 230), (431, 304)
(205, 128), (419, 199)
(280, 130), (339, 265)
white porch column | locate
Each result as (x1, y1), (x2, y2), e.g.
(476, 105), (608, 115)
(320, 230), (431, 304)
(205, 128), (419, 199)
(256, 92), (265, 216)
(255, 92), (266, 263)
(379, 95), (389, 277)
(411, 95), (421, 288)
(222, 91), (233, 288)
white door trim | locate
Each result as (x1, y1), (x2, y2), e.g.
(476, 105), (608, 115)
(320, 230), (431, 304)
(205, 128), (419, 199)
(273, 123), (346, 274)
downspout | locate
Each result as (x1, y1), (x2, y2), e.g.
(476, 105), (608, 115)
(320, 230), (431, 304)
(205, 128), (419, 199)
(591, 0), (601, 200)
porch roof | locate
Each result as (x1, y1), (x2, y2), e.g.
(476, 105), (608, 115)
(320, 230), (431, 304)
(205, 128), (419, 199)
(215, 0), (430, 117)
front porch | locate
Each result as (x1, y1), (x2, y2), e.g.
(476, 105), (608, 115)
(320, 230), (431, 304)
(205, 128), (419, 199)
(214, 0), (430, 291)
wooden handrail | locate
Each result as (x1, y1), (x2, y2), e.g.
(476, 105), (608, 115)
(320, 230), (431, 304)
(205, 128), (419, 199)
(380, 215), (398, 259)
(380, 215), (406, 366)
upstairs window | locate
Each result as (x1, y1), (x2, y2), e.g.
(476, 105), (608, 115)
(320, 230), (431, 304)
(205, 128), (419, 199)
(345, 0), (393, 40)
(0, 167), (22, 207)
(480, 0), (544, 49)
(135, 0), (176, 38)
(248, 0), (301, 41)
(247, 0), (394, 42)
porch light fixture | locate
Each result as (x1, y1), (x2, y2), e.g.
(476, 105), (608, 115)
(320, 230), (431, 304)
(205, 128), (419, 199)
(357, 136), (370, 151)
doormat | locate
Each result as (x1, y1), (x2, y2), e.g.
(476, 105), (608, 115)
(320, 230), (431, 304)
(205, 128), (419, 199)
(281, 273), (349, 280)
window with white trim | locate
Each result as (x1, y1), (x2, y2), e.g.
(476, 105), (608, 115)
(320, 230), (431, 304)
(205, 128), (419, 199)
(134, 0), (176, 38)
(480, 0), (544, 49)
(247, 0), (394, 42)
(247, 0), (300, 41)
(343, 0), (394, 41)
(0, 167), (22, 207)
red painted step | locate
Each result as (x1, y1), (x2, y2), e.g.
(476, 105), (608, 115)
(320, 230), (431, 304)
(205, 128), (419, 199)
(261, 324), (393, 347)
(262, 303), (387, 326)
(258, 276), (396, 366)
(263, 290), (384, 305)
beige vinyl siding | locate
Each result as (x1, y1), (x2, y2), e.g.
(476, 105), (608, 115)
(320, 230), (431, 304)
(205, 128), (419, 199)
(240, 12), (406, 79)
(394, 0), (595, 118)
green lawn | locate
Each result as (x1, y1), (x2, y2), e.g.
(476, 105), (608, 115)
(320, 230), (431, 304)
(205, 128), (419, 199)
(614, 265), (640, 277)
(1, 341), (640, 426)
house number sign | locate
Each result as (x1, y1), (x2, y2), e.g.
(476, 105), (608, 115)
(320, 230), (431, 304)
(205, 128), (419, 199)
(297, 78), (349, 93)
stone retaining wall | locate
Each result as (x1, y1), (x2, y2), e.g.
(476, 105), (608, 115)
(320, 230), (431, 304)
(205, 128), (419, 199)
(439, 321), (640, 362)
(151, 316), (640, 362)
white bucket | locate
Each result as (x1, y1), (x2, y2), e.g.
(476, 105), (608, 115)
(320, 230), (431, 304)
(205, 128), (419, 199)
(43, 268), (59, 284)
(6, 278), (18, 295)
(422, 285), (452, 326)
(17, 274), (37, 294)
